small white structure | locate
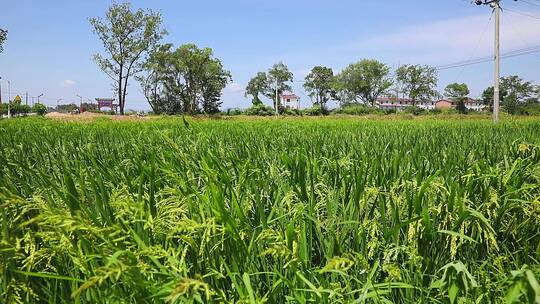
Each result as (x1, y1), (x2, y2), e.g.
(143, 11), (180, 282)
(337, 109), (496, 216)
(464, 98), (486, 111)
(281, 93), (300, 110)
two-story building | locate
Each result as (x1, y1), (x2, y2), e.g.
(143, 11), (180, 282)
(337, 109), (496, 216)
(280, 93), (300, 110)
(377, 97), (436, 110)
(377, 96), (486, 112)
(435, 98), (486, 111)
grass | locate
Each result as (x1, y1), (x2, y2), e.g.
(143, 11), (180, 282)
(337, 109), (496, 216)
(0, 117), (539, 303)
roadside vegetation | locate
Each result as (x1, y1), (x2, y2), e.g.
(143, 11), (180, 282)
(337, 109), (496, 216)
(1, 117), (539, 303)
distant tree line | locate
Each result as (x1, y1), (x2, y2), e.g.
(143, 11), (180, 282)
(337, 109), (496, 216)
(0, 97), (47, 116)
(245, 59), (539, 115)
(90, 2), (539, 116)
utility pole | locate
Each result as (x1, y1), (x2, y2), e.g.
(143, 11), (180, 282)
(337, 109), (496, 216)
(494, 1), (500, 122)
(25, 92), (28, 106)
(475, 0), (501, 122)
(37, 93), (43, 105)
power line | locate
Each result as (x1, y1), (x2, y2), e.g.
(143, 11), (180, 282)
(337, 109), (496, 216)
(518, 0), (540, 8)
(504, 7), (540, 19)
(436, 46), (540, 70)
(453, 10), (494, 83)
(436, 45), (540, 68)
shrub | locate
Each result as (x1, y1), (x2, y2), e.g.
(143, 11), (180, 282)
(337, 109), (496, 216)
(226, 108), (244, 116)
(303, 105), (328, 116)
(32, 103), (48, 116)
(403, 105), (425, 116)
(441, 108), (459, 115)
(516, 102), (540, 116)
(10, 103), (31, 116)
(281, 108), (301, 116)
(383, 108), (397, 115)
(245, 104), (275, 116)
(428, 108), (442, 115)
(0, 103), (7, 116)
(333, 104), (381, 115)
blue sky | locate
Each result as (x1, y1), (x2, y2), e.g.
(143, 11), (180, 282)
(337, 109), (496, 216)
(1, 0), (539, 110)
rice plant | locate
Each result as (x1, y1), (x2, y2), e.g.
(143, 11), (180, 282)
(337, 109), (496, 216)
(0, 117), (539, 303)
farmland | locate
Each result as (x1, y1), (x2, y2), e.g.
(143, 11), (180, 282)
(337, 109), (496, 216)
(0, 117), (539, 303)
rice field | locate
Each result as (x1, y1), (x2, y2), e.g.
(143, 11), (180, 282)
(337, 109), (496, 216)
(0, 117), (539, 303)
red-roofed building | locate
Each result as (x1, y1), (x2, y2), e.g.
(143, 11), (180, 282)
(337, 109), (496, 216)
(280, 93), (300, 110)
(435, 98), (486, 111)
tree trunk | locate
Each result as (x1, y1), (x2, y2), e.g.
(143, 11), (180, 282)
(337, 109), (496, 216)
(118, 67), (124, 115)
(122, 74), (129, 115)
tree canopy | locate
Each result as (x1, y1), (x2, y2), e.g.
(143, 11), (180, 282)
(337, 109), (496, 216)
(335, 59), (392, 107)
(445, 83), (469, 114)
(138, 43), (231, 115)
(245, 72), (268, 106)
(303, 66), (335, 109)
(0, 28), (7, 53)
(245, 62), (293, 111)
(266, 62), (294, 109)
(482, 76), (537, 114)
(90, 2), (166, 115)
(396, 64), (439, 105)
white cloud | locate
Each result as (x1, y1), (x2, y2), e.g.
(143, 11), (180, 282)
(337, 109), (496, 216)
(362, 12), (540, 65)
(63, 79), (76, 87)
(224, 82), (245, 93)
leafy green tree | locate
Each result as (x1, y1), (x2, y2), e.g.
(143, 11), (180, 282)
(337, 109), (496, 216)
(0, 28), (7, 53)
(82, 102), (98, 112)
(481, 76), (536, 114)
(481, 87), (500, 112)
(396, 64), (438, 105)
(334, 59), (392, 107)
(90, 2), (166, 115)
(138, 43), (231, 114)
(445, 83), (469, 114)
(32, 103), (47, 116)
(10, 103), (30, 116)
(200, 57), (232, 113)
(265, 62), (293, 110)
(303, 66), (335, 109)
(245, 72), (268, 106)
(137, 44), (178, 114)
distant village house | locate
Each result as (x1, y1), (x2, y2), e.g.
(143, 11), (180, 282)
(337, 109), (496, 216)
(281, 93), (300, 110)
(377, 97), (486, 111)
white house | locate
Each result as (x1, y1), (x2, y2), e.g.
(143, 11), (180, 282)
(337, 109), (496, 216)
(377, 96), (486, 111)
(281, 93), (300, 110)
(377, 97), (436, 110)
